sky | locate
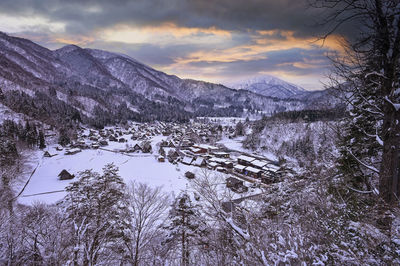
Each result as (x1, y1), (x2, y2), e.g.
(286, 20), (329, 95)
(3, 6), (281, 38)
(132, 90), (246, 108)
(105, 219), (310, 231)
(0, 0), (353, 90)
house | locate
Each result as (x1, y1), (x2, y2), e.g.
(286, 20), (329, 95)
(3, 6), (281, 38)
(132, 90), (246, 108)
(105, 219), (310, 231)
(181, 156), (194, 165)
(185, 171), (195, 179)
(99, 140), (108, 146)
(207, 162), (219, 170)
(251, 160), (268, 169)
(58, 169), (74, 180)
(133, 143), (143, 152)
(221, 201), (236, 213)
(65, 148), (81, 155)
(118, 138), (126, 143)
(56, 146), (63, 151)
(237, 155), (256, 166)
(91, 143), (100, 149)
(244, 166), (262, 179)
(158, 156), (165, 162)
(189, 147), (203, 154)
(234, 164), (246, 174)
(226, 177), (243, 189)
(43, 151), (56, 157)
(192, 157), (206, 167)
(226, 177), (248, 193)
(212, 152), (230, 158)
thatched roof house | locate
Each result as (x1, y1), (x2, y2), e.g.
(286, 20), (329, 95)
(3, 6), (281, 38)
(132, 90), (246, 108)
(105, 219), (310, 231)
(58, 169), (74, 180)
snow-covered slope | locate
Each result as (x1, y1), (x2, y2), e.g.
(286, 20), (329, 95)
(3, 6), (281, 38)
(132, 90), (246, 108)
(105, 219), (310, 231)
(230, 75), (306, 99)
(0, 32), (340, 126)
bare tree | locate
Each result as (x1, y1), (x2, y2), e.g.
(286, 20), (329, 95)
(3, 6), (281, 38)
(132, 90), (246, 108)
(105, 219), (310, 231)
(312, 0), (400, 203)
(126, 182), (170, 266)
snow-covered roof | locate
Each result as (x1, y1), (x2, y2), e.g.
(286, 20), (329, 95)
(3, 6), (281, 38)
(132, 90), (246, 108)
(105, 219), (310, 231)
(182, 157), (193, 164)
(237, 155), (256, 162)
(189, 147), (202, 153)
(234, 164), (246, 170)
(245, 166), (262, 174)
(193, 157), (205, 165)
(251, 160), (268, 168)
(208, 162), (219, 167)
(262, 165), (279, 172)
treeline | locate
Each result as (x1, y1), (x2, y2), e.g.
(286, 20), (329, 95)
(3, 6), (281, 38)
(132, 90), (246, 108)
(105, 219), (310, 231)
(1, 163), (398, 265)
(0, 119), (46, 149)
(269, 107), (347, 123)
(0, 90), (83, 128)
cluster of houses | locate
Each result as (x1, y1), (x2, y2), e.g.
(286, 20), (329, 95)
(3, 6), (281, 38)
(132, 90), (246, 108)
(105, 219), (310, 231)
(44, 121), (283, 191)
(162, 140), (281, 191)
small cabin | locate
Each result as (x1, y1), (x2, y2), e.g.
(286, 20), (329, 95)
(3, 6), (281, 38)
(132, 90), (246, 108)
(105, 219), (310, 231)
(43, 151), (55, 157)
(226, 177), (248, 193)
(234, 164), (246, 174)
(244, 166), (262, 179)
(192, 157), (206, 167)
(226, 177), (243, 189)
(99, 140), (108, 146)
(65, 148), (81, 155)
(212, 152), (230, 158)
(185, 171), (195, 179)
(181, 156), (194, 165)
(237, 155), (256, 166)
(158, 156), (165, 162)
(58, 169), (74, 180)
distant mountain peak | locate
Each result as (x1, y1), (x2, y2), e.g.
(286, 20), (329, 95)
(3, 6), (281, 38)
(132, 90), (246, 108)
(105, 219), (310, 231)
(229, 75), (306, 99)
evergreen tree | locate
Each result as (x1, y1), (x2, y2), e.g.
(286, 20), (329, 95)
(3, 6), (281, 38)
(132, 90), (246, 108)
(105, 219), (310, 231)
(165, 192), (207, 266)
(235, 121), (244, 136)
(62, 164), (131, 265)
(316, 0), (400, 201)
(38, 130), (46, 149)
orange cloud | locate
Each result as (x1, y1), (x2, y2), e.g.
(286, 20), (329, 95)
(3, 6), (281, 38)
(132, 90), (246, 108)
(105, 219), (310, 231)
(54, 35), (95, 46)
(99, 22), (232, 45)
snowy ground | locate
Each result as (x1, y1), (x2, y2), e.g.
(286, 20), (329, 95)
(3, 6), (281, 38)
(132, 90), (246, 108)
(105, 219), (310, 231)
(0, 103), (27, 124)
(18, 146), (204, 205)
(217, 136), (278, 161)
(17, 133), (202, 205)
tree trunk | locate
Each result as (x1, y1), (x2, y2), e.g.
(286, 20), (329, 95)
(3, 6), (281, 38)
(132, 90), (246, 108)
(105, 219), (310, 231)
(379, 102), (400, 204)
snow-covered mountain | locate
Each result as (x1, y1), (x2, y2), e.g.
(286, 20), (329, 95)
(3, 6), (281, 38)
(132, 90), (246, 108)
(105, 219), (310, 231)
(0, 32), (340, 127)
(230, 75), (306, 99)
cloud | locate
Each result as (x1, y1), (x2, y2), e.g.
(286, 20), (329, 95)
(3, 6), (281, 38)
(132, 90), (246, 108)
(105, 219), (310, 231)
(0, 0), (352, 90)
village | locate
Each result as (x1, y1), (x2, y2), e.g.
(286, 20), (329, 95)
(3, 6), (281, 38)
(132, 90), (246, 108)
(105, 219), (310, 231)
(41, 119), (284, 195)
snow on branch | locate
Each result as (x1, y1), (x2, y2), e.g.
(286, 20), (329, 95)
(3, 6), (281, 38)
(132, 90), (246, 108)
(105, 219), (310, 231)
(384, 96), (400, 111)
(224, 217), (250, 241)
(346, 148), (380, 173)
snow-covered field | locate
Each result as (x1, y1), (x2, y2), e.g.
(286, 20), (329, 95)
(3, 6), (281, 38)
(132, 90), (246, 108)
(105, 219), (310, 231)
(217, 136), (278, 161)
(18, 147), (203, 205)
(17, 133), (205, 205)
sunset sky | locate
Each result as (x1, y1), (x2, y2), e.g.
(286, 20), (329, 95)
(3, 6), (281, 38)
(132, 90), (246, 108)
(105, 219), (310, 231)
(0, 0), (355, 90)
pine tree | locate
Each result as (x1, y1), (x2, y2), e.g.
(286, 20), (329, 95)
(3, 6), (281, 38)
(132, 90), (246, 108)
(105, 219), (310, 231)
(165, 192), (207, 266)
(313, 0), (400, 202)
(62, 163), (131, 265)
(38, 130), (46, 149)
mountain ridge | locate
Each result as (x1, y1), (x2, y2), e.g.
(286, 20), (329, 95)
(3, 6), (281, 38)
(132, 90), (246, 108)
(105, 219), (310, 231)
(0, 32), (338, 127)
(229, 75), (306, 99)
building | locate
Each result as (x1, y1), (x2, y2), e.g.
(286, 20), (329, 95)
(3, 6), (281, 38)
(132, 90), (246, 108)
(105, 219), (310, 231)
(237, 155), (256, 166)
(251, 160), (268, 169)
(192, 157), (206, 167)
(58, 169), (74, 180)
(65, 148), (81, 155)
(212, 152), (230, 158)
(226, 177), (248, 193)
(234, 164), (246, 174)
(244, 166), (262, 179)
(181, 156), (194, 165)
